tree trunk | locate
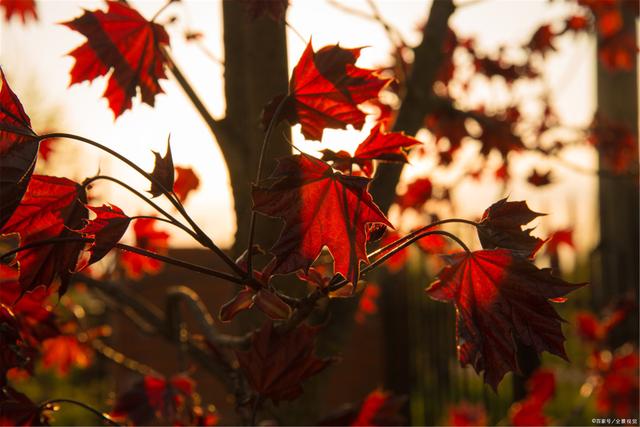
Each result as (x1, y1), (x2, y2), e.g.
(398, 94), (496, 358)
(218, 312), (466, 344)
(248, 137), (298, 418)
(593, 9), (638, 346)
(221, 1), (290, 257)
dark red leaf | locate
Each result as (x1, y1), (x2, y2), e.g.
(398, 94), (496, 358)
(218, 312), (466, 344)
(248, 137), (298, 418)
(527, 169), (553, 187)
(252, 289), (291, 320)
(0, 264), (59, 345)
(173, 166), (200, 203)
(596, 351), (639, 418)
(477, 198), (545, 258)
(76, 204), (131, 269)
(267, 41), (390, 141)
(63, 1), (170, 117)
(1, 175), (88, 296)
(395, 178), (432, 212)
(355, 283), (380, 324)
(253, 154), (391, 285)
(0, 387), (47, 426)
(444, 402), (487, 426)
(544, 229), (573, 256)
(425, 249), (585, 389)
(149, 139), (174, 198)
(120, 217), (170, 280)
(0, 0), (37, 23)
(219, 287), (254, 322)
(318, 389), (407, 426)
(322, 125), (419, 177)
(0, 68), (39, 230)
(111, 375), (195, 425)
(235, 321), (335, 403)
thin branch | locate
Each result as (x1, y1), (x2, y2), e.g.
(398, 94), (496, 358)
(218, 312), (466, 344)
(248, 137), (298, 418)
(115, 243), (242, 284)
(39, 399), (119, 426)
(91, 339), (161, 377)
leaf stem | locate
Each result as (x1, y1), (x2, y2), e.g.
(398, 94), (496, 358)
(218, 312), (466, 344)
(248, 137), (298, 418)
(327, 229), (472, 292)
(39, 133), (244, 277)
(115, 243), (242, 284)
(39, 399), (120, 426)
(367, 217), (478, 259)
(83, 175), (196, 239)
(246, 96), (288, 277)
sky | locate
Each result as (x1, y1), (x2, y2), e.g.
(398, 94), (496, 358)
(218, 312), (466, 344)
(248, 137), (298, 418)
(0, 0), (600, 259)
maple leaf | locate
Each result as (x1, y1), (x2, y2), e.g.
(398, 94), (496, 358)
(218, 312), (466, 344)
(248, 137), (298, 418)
(120, 217), (170, 280)
(595, 351), (639, 418)
(0, 68), (39, 230)
(252, 154), (392, 285)
(444, 402), (487, 426)
(235, 321), (335, 403)
(509, 369), (555, 426)
(544, 229), (573, 256)
(0, 0), (37, 23)
(1, 175), (88, 296)
(477, 198), (545, 258)
(322, 125), (419, 177)
(355, 283), (380, 324)
(111, 375), (195, 425)
(318, 389), (407, 426)
(0, 387), (47, 426)
(265, 41), (391, 141)
(41, 335), (93, 377)
(395, 177), (432, 212)
(149, 139), (174, 198)
(0, 264), (59, 345)
(173, 166), (200, 203)
(527, 169), (553, 187)
(62, 1), (170, 117)
(425, 249), (585, 389)
(76, 204), (131, 269)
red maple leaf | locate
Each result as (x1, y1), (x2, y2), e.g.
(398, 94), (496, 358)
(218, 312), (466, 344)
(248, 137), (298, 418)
(235, 321), (335, 403)
(0, 68), (39, 230)
(252, 154), (392, 285)
(120, 217), (170, 279)
(322, 125), (419, 177)
(395, 177), (432, 212)
(265, 41), (390, 141)
(0, 265), (59, 346)
(544, 229), (573, 256)
(477, 198), (545, 258)
(0, 0), (37, 23)
(1, 175), (88, 296)
(527, 169), (553, 187)
(41, 335), (93, 376)
(444, 402), (487, 426)
(173, 166), (200, 203)
(111, 375), (195, 425)
(509, 368), (556, 426)
(595, 350), (639, 418)
(76, 204), (131, 269)
(62, 1), (170, 117)
(425, 249), (585, 389)
(318, 389), (407, 426)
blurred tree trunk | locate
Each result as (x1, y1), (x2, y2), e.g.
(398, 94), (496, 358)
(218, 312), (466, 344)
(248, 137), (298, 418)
(220, 1), (290, 257)
(369, 1), (456, 422)
(593, 10), (638, 345)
